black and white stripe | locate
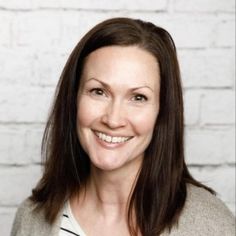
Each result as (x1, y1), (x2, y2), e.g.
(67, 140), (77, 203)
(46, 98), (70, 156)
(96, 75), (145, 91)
(59, 203), (86, 236)
(60, 226), (80, 236)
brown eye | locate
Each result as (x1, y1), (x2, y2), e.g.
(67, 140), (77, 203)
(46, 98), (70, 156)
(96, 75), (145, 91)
(132, 94), (148, 102)
(90, 88), (106, 96)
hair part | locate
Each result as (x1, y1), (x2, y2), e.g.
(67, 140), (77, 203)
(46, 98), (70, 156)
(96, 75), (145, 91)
(30, 17), (214, 236)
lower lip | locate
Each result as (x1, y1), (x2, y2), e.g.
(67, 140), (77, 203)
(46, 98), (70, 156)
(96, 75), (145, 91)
(93, 132), (131, 150)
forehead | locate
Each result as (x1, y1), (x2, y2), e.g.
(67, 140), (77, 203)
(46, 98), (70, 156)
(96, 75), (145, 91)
(81, 46), (160, 89)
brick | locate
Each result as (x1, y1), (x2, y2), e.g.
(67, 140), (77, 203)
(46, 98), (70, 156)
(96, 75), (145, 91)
(185, 128), (235, 165)
(24, 126), (44, 163)
(168, 17), (224, 49)
(32, 0), (60, 8)
(33, 52), (67, 86)
(0, 0), (32, 9)
(201, 90), (235, 125)
(11, 11), (61, 50)
(189, 166), (235, 214)
(0, 125), (44, 164)
(50, 0), (167, 11)
(0, 48), (35, 85)
(215, 19), (235, 47)
(0, 12), (12, 47)
(183, 90), (202, 126)
(58, 11), (84, 54)
(174, 0), (235, 13)
(179, 49), (234, 88)
(1, 48), (71, 87)
(0, 207), (16, 236)
(0, 85), (54, 123)
(0, 165), (42, 205)
(59, 11), (105, 53)
(0, 127), (26, 164)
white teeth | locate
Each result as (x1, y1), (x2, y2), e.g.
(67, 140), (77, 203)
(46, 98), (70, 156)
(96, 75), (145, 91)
(95, 132), (131, 143)
(112, 137), (118, 143)
(99, 133), (103, 139)
(106, 136), (112, 142)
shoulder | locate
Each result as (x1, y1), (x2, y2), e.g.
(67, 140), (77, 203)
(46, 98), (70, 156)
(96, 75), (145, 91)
(11, 198), (46, 236)
(10, 198), (60, 236)
(171, 184), (235, 236)
(13, 198), (37, 219)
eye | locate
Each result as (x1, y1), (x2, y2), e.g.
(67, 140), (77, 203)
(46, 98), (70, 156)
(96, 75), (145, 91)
(89, 88), (106, 96)
(132, 94), (148, 102)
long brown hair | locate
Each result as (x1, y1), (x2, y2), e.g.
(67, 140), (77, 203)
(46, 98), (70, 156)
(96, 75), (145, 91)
(30, 17), (214, 235)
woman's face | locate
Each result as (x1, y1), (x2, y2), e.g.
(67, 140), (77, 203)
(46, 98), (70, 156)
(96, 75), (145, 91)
(77, 46), (160, 173)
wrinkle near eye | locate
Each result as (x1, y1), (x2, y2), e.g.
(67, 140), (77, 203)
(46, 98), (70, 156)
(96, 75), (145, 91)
(132, 94), (148, 102)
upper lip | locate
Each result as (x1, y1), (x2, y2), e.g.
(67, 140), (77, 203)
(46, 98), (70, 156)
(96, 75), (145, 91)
(93, 130), (133, 138)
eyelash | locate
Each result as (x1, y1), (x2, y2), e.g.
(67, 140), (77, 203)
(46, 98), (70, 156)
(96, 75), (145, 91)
(132, 94), (148, 102)
(89, 88), (106, 96)
(88, 88), (148, 102)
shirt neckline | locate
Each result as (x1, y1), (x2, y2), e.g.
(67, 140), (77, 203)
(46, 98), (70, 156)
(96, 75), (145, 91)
(65, 200), (87, 236)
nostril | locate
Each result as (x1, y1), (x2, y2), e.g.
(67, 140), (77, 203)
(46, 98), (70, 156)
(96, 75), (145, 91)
(101, 113), (127, 129)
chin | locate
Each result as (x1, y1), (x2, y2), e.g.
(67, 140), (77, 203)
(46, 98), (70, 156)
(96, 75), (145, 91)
(91, 159), (124, 172)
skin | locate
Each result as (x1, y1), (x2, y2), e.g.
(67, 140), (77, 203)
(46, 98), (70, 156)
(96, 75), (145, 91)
(72, 45), (160, 236)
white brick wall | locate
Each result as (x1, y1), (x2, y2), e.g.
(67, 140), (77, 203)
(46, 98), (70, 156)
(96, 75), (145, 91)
(0, 0), (235, 235)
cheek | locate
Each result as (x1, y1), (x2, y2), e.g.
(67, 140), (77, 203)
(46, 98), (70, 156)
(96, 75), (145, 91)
(76, 97), (102, 127)
(77, 103), (91, 128)
(131, 108), (158, 135)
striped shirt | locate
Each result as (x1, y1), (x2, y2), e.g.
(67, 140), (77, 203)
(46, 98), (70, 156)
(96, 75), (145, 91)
(59, 201), (87, 236)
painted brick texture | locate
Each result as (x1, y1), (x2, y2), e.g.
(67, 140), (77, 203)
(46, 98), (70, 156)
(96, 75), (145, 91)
(0, 0), (235, 235)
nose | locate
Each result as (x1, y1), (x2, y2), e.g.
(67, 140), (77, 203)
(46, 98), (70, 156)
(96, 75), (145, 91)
(101, 100), (127, 129)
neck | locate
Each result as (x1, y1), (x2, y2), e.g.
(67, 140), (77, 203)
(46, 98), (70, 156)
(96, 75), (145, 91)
(77, 161), (141, 221)
(91, 166), (139, 203)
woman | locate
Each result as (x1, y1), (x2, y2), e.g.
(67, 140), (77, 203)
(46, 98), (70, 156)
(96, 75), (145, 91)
(11, 17), (234, 236)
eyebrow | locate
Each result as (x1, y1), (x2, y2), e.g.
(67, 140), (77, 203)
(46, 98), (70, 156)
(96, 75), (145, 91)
(85, 78), (154, 92)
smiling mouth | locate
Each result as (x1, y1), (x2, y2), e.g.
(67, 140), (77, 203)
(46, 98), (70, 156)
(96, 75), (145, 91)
(94, 131), (133, 144)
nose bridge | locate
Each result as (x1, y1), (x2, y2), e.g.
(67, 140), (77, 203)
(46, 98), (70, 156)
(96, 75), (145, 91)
(103, 98), (127, 127)
(109, 98), (122, 116)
